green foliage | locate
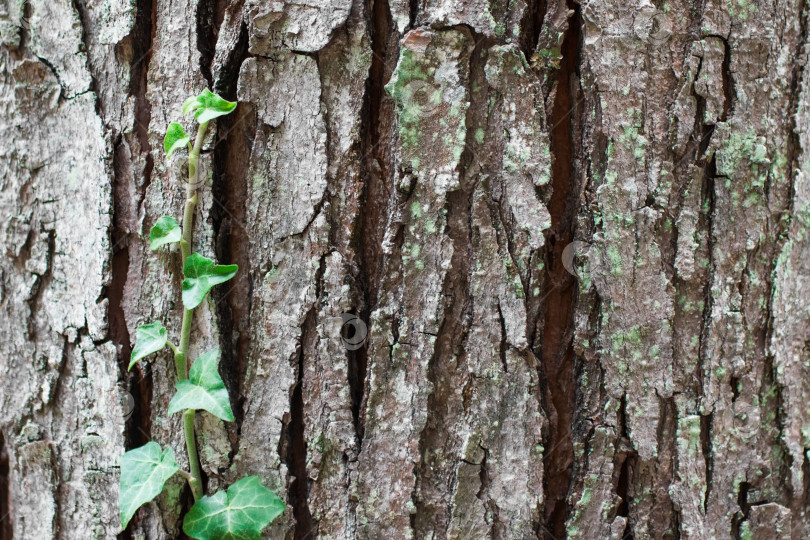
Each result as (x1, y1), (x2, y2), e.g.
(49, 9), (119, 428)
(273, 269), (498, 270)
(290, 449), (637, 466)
(150, 216), (182, 250)
(164, 122), (191, 156)
(120, 89), (281, 537)
(182, 253), (238, 309)
(183, 89), (237, 123)
(129, 322), (168, 370)
(168, 349), (234, 421)
(119, 442), (179, 528)
(183, 476), (285, 540)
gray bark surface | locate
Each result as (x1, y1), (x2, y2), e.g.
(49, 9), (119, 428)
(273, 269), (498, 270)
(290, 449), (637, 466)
(1, 0), (809, 538)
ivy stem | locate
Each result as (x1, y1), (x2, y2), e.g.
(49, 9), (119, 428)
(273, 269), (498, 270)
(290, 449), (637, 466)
(173, 119), (209, 502)
(183, 410), (203, 500)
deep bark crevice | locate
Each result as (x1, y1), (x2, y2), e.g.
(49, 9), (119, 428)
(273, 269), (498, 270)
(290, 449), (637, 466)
(614, 394), (636, 539)
(539, 1), (581, 536)
(282, 257), (326, 539)
(718, 36), (734, 122)
(0, 431), (10, 540)
(407, 0), (419, 29)
(210, 23), (251, 457)
(349, 0), (396, 445)
(357, 0), (394, 309)
(346, 318), (368, 443)
(519, 0), (548, 60)
(287, 298), (320, 539)
(116, 0), (155, 456)
(25, 229), (55, 341)
(700, 412), (713, 512)
(128, 0), (155, 203)
(696, 150), (717, 513)
(195, 0), (217, 85)
(730, 481), (751, 539)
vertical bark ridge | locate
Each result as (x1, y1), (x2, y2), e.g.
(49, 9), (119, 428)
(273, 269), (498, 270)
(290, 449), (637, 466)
(539, 1), (581, 536)
(412, 29), (487, 536)
(779, 5), (810, 527)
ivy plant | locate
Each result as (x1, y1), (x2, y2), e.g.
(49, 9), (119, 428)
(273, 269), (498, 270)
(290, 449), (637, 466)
(119, 89), (284, 538)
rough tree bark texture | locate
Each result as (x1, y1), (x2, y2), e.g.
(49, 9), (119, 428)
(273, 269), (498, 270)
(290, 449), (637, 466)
(1, 0), (809, 538)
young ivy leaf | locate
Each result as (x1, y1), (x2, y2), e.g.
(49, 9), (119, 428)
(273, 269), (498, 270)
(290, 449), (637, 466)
(183, 89), (237, 124)
(182, 253), (238, 309)
(164, 122), (190, 157)
(119, 442), (179, 529)
(149, 216), (182, 250)
(183, 476), (285, 540)
(129, 322), (168, 370)
(167, 349), (234, 421)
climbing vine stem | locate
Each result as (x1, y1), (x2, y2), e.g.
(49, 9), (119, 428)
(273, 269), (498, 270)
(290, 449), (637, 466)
(118, 90), (284, 539)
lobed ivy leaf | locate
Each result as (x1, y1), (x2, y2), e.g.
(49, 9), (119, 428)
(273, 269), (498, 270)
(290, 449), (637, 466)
(183, 476), (285, 540)
(164, 122), (190, 156)
(129, 322), (168, 370)
(149, 216), (182, 250)
(168, 349), (234, 421)
(183, 89), (237, 124)
(119, 442), (179, 529)
(182, 253), (238, 309)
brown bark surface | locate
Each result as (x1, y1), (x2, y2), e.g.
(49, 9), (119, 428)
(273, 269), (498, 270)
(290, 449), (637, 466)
(1, 0), (809, 538)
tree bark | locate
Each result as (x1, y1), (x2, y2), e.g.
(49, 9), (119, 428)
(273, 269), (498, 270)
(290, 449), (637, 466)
(1, 0), (809, 538)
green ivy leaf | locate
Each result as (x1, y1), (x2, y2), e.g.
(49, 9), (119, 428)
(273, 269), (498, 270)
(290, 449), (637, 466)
(119, 442), (179, 529)
(129, 322), (168, 370)
(183, 89), (237, 124)
(149, 216), (182, 250)
(182, 253), (238, 309)
(164, 122), (190, 156)
(183, 476), (285, 540)
(168, 349), (234, 421)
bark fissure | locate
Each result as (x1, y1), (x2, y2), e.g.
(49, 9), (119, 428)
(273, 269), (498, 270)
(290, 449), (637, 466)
(347, 318), (368, 443)
(25, 229), (54, 341)
(286, 257), (326, 539)
(615, 393), (636, 538)
(128, 0), (155, 204)
(118, 0), (155, 455)
(109, 137), (140, 448)
(349, 0), (395, 444)
(539, 2), (581, 536)
(519, 0), (548, 60)
(357, 0), (394, 308)
(211, 26), (251, 456)
(195, 0), (217, 85)
(697, 152), (717, 512)
(0, 431), (10, 540)
(700, 412), (713, 512)
(289, 313), (316, 539)
(718, 36), (734, 121)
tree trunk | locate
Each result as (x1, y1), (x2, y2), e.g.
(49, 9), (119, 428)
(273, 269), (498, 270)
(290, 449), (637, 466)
(1, 0), (809, 538)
